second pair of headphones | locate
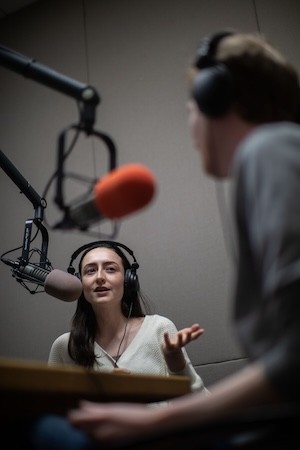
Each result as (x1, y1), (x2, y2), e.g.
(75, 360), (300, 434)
(67, 240), (140, 297)
(192, 30), (236, 118)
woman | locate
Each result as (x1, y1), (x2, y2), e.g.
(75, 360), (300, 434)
(49, 240), (208, 392)
(26, 241), (207, 450)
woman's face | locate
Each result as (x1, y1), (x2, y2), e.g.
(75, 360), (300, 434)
(81, 247), (125, 308)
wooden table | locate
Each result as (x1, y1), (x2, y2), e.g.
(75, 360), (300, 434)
(0, 357), (190, 418)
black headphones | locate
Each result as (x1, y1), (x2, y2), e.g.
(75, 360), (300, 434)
(192, 30), (235, 118)
(67, 240), (140, 297)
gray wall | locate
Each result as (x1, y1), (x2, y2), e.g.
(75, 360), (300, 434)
(0, 0), (299, 388)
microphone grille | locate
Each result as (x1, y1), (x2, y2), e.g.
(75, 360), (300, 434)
(95, 163), (157, 219)
(44, 269), (82, 302)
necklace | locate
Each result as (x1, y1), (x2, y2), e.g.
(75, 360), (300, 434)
(113, 302), (133, 367)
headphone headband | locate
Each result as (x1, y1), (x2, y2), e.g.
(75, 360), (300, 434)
(68, 240), (139, 273)
(194, 30), (235, 69)
(192, 30), (236, 118)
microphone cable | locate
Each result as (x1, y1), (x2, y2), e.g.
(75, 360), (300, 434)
(1, 247), (53, 295)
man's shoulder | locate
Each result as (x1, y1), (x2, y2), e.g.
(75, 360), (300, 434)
(245, 122), (300, 151)
(238, 122), (300, 166)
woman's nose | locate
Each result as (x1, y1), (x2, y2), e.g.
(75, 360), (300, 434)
(96, 269), (105, 282)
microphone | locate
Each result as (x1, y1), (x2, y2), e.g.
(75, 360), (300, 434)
(2, 259), (82, 301)
(55, 163), (157, 230)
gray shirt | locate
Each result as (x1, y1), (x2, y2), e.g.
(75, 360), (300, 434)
(233, 122), (300, 401)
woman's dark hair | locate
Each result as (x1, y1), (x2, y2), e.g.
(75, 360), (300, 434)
(68, 242), (151, 368)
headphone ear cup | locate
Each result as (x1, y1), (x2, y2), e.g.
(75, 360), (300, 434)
(192, 64), (234, 117)
(68, 266), (81, 280)
(124, 266), (139, 297)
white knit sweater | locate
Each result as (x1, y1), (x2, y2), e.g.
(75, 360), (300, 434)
(48, 314), (208, 393)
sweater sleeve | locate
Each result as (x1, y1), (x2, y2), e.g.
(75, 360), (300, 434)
(169, 347), (210, 395)
(48, 332), (74, 365)
(156, 315), (209, 394)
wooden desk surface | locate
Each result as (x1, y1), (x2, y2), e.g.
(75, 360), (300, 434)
(0, 357), (190, 418)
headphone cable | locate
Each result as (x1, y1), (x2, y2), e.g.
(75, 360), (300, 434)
(114, 301), (133, 367)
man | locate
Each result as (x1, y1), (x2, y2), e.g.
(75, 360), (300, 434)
(67, 30), (300, 447)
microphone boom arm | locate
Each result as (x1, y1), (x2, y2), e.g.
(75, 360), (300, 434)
(0, 149), (46, 218)
(20, 219), (49, 269)
(0, 45), (100, 130)
(0, 148), (49, 269)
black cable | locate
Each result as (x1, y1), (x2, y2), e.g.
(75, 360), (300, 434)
(114, 302), (133, 367)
